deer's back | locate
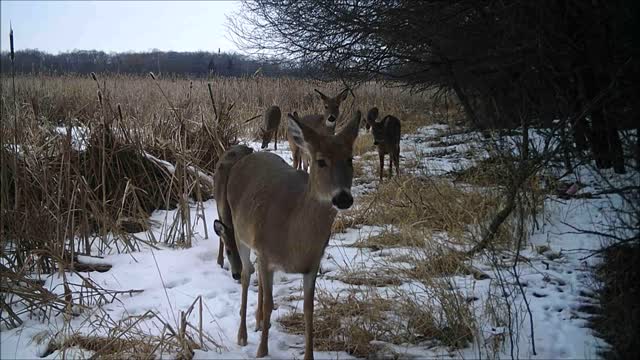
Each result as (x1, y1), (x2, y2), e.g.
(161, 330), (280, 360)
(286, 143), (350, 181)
(226, 152), (307, 243)
(383, 115), (401, 146)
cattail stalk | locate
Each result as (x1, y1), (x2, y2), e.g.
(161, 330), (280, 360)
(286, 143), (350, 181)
(10, 25), (19, 207)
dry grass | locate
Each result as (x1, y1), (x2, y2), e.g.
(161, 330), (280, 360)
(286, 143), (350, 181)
(454, 156), (517, 187)
(338, 175), (502, 241)
(0, 73), (437, 337)
(279, 284), (475, 358)
(40, 296), (220, 359)
(353, 132), (375, 157)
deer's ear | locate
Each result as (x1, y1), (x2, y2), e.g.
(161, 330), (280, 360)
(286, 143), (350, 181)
(287, 113), (319, 154)
(337, 88), (350, 103)
(213, 220), (227, 238)
(339, 110), (361, 145)
(314, 89), (328, 101)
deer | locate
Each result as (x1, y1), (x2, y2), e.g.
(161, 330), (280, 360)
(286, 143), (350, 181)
(215, 110), (361, 359)
(365, 108), (401, 181)
(287, 88), (349, 171)
(213, 145), (253, 279)
(260, 105), (282, 150)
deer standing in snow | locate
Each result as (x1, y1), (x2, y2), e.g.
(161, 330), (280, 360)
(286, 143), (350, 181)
(365, 108), (401, 180)
(215, 110), (361, 359)
(287, 89), (349, 171)
(259, 105), (282, 150)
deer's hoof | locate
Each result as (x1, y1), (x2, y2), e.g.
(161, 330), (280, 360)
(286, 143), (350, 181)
(256, 344), (268, 358)
(237, 331), (248, 346)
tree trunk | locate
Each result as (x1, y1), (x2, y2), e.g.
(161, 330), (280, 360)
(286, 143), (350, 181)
(606, 115), (626, 174)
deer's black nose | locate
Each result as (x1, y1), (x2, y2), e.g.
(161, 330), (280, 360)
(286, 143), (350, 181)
(332, 191), (353, 210)
(232, 272), (241, 281)
(327, 115), (336, 123)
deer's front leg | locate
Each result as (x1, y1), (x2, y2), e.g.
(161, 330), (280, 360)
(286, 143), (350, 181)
(378, 150), (385, 181)
(293, 148), (300, 169)
(302, 266), (319, 360)
(274, 128), (278, 150)
(256, 260), (274, 358)
(389, 150), (393, 178)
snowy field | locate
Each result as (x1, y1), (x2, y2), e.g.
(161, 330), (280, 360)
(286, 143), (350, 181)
(2, 123), (631, 359)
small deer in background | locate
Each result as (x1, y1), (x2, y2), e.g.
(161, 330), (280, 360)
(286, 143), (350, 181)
(366, 108), (401, 180)
(213, 145), (253, 279)
(287, 88), (349, 171)
(260, 105), (282, 150)
(218, 110), (361, 359)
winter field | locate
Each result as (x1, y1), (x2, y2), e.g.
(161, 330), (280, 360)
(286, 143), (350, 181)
(3, 109), (635, 359)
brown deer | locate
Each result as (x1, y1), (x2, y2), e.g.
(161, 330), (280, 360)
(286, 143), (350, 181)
(260, 105), (282, 150)
(213, 145), (253, 279)
(366, 109), (401, 180)
(217, 110), (361, 359)
(287, 89), (349, 171)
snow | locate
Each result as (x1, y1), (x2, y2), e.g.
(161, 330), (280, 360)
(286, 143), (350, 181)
(2, 123), (628, 359)
(54, 125), (90, 152)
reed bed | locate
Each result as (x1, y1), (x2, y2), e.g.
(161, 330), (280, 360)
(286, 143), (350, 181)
(0, 73), (435, 332)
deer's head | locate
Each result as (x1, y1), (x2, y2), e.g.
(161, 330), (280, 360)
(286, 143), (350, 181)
(314, 89), (349, 129)
(288, 110), (361, 210)
(213, 220), (242, 280)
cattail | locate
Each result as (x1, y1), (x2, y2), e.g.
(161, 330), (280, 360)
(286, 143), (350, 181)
(149, 72), (156, 80)
(117, 103), (123, 121)
(9, 23), (15, 63)
(90, 72), (98, 82)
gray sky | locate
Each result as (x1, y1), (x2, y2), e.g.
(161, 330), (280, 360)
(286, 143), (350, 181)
(0, 1), (242, 53)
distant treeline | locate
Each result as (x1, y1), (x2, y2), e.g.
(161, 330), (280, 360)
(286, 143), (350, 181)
(0, 49), (306, 77)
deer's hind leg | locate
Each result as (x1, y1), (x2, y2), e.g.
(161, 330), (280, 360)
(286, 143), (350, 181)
(389, 150), (394, 178)
(394, 145), (400, 176)
(237, 243), (253, 346)
(256, 259), (274, 358)
(255, 276), (263, 331)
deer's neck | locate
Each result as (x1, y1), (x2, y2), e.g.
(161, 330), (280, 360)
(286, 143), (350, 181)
(290, 176), (337, 243)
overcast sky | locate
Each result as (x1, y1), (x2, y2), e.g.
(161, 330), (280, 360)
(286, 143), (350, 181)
(0, 1), (242, 54)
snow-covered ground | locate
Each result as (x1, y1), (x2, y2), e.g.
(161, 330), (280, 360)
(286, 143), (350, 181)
(2, 124), (630, 359)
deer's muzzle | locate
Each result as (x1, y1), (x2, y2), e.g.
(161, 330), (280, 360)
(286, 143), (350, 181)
(332, 191), (353, 210)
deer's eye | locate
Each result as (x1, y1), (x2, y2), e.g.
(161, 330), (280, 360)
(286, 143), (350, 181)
(324, 105), (328, 109)
(317, 159), (327, 168)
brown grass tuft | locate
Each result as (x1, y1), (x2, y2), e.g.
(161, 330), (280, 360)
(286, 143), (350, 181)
(341, 175), (502, 241)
